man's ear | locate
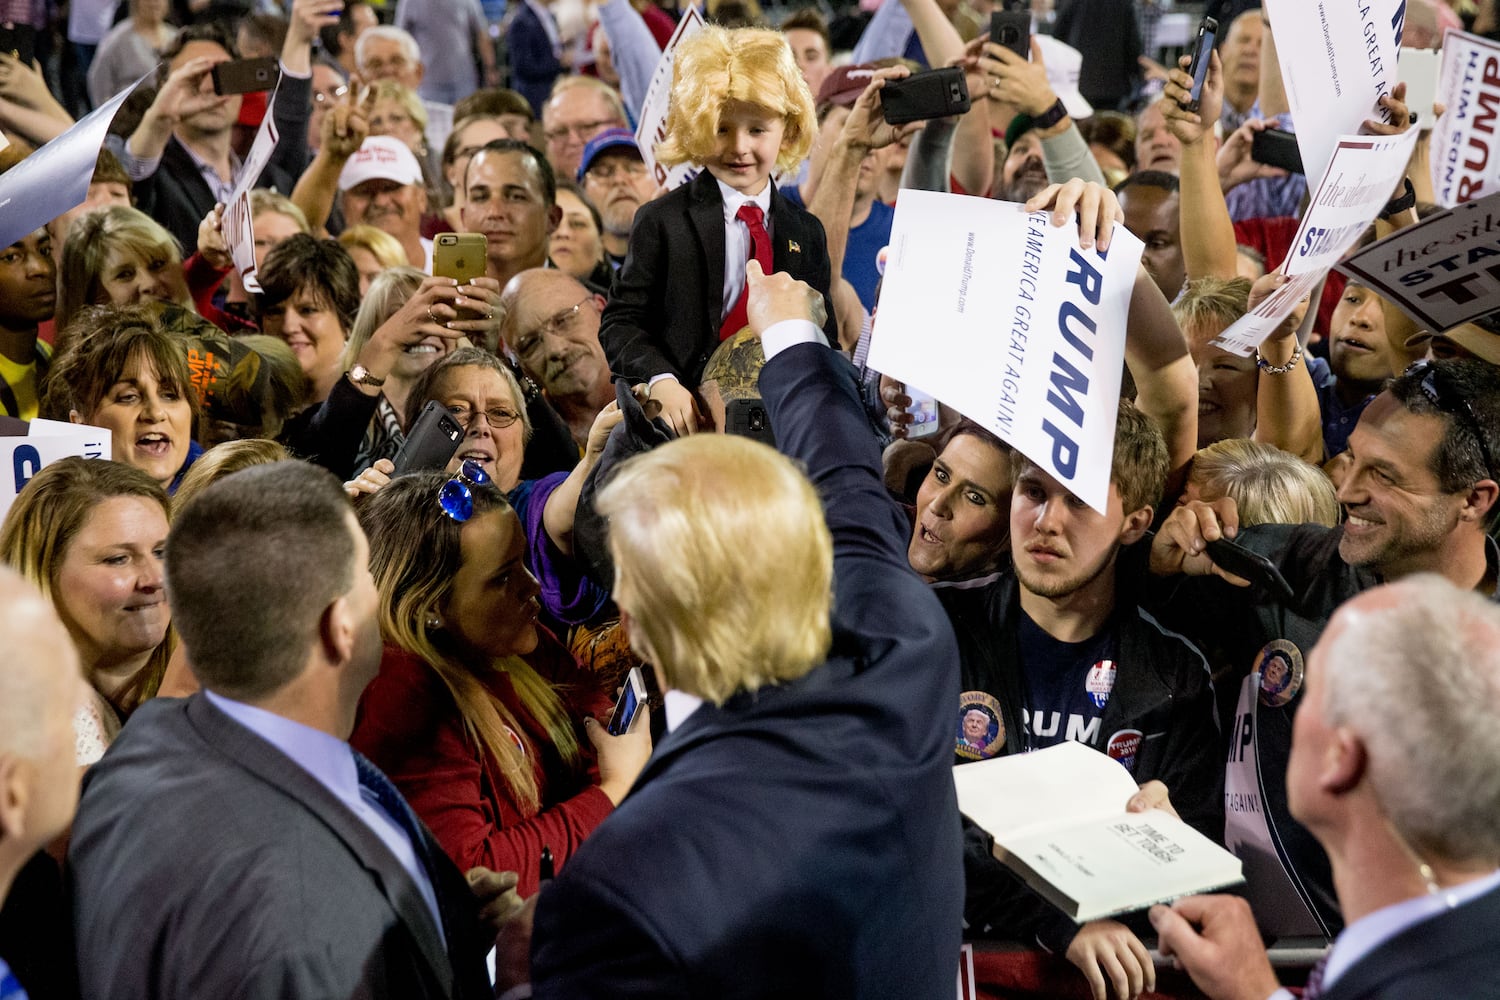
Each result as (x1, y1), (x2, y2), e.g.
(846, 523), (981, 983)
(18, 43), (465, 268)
(69, 409), (83, 425)
(1323, 728), (1367, 797)
(320, 595), (356, 666)
(1460, 479), (1499, 526)
(0, 754), (30, 843)
(412, 60), (425, 86)
(1120, 505), (1154, 546)
(546, 203), (563, 236)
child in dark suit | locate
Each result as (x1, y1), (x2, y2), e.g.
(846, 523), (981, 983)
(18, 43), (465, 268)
(599, 25), (836, 436)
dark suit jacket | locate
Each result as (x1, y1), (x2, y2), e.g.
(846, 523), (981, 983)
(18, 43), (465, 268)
(530, 341), (965, 998)
(600, 169), (838, 388)
(68, 695), (493, 1000)
(133, 70), (310, 255)
(1321, 883), (1500, 1000)
(505, 3), (563, 125)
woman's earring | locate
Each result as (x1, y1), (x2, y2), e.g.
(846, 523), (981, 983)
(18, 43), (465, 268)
(426, 615), (442, 630)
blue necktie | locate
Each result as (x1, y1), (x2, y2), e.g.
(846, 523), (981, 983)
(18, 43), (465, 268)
(352, 750), (466, 947)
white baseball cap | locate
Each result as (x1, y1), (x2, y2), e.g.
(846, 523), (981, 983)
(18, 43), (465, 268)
(338, 135), (424, 192)
(1035, 35), (1094, 121)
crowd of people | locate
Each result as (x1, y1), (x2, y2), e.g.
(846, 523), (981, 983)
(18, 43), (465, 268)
(3, 0), (1500, 997)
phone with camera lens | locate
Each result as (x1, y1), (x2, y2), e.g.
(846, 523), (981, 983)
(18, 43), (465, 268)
(881, 66), (972, 125)
(432, 232), (487, 284)
(989, 0), (1031, 60)
(392, 400), (464, 476)
(607, 667), (648, 736)
(1180, 16), (1218, 114)
(725, 397), (776, 446)
(212, 57), (280, 96)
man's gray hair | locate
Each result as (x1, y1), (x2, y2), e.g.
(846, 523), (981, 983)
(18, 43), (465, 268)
(1322, 575), (1500, 864)
(356, 25), (421, 72)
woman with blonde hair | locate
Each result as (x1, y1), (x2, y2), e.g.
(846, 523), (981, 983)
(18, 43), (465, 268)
(56, 206), (193, 334)
(338, 225), (409, 295)
(351, 469), (650, 893)
(0, 458), (174, 761)
(339, 266), (465, 472)
(1184, 438), (1341, 528)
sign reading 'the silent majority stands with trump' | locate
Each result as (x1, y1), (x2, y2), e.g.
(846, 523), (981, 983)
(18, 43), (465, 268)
(1431, 29), (1500, 207)
(868, 190), (1143, 515)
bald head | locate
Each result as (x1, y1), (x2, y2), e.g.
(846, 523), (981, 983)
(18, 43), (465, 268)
(498, 268), (609, 403)
(1310, 576), (1500, 864)
(0, 566), (86, 897)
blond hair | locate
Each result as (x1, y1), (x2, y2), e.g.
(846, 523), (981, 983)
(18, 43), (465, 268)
(656, 26), (817, 175)
(357, 473), (581, 813)
(172, 439), (290, 513)
(1187, 439), (1340, 527)
(249, 189), (310, 233)
(340, 265), (426, 370)
(1173, 276), (1252, 345)
(338, 223), (409, 271)
(597, 434), (832, 704)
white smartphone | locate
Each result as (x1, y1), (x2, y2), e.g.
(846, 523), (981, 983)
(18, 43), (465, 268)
(1399, 47), (1442, 131)
(607, 666), (648, 735)
(905, 386), (942, 440)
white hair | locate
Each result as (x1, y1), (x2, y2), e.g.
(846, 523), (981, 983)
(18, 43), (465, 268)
(1322, 575), (1500, 864)
(356, 25), (421, 73)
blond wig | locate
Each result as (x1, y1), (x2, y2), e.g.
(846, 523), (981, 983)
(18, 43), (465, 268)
(656, 25), (817, 175)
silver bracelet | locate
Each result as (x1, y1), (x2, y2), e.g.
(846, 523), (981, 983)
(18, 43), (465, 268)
(1256, 344), (1304, 374)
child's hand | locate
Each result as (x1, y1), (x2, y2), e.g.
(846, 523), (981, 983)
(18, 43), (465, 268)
(649, 378), (702, 437)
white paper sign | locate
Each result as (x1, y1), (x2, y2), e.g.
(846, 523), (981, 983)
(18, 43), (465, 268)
(1430, 29), (1500, 206)
(634, 5), (703, 191)
(1339, 187), (1500, 331)
(1, 420), (112, 520)
(221, 90), (281, 293)
(0, 75), (148, 249)
(867, 191), (1144, 514)
(1265, 0), (1406, 184)
(1213, 129), (1419, 356)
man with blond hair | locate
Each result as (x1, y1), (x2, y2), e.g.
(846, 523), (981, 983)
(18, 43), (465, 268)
(524, 261), (965, 996)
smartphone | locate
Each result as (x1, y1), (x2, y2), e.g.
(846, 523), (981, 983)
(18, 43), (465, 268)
(905, 386), (942, 440)
(432, 232), (487, 284)
(1398, 46), (1441, 131)
(1180, 16), (1218, 114)
(0, 23), (36, 67)
(881, 66), (971, 126)
(607, 666), (648, 736)
(989, 1), (1030, 60)
(1205, 538), (1295, 604)
(1250, 127), (1305, 174)
(391, 400), (464, 475)
(725, 397), (776, 446)
(212, 57), (280, 96)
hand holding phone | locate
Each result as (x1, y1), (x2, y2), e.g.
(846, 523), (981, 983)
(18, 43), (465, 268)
(392, 400), (464, 475)
(1179, 16), (1218, 114)
(212, 57), (280, 96)
(880, 66), (971, 125)
(1250, 127), (1304, 174)
(989, 2), (1031, 60)
(1205, 538), (1295, 603)
(607, 667), (648, 736)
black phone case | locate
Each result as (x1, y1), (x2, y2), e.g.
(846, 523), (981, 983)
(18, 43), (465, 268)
(1250, 127), (1305, 174)
(392, 400), (464, 476)
(1205, 538), (1295, 603)
(212, 57), (280, 96)
(0, 24), (37, 67)
(724, 398), (776, 446)
(1181, 17), (1218, 113)
(881, 67), (972, 126)
(989, 9), (1030, 60)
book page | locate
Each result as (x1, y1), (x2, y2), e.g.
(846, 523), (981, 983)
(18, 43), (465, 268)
(953, 740), (1144, 841)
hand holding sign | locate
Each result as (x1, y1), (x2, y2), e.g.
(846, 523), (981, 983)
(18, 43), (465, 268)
(1024, 178), (1122, 252)
(197, 204), (232, 270)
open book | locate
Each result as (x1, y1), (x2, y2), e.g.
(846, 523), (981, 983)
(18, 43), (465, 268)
(954, 740), (1244, 923)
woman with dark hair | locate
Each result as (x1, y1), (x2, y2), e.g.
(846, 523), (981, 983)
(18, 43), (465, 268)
(261, 233), (463, 479)
(45, 305), (202, 493)
(549, 179), (613, 291)
(351, 470), (650, 894)
(1, 457), (174, 760)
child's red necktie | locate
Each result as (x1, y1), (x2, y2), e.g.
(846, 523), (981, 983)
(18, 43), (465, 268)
(720, 203), (773, 340)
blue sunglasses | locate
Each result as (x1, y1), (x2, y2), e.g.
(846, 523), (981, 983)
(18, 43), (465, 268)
(438, 460), (493, 522)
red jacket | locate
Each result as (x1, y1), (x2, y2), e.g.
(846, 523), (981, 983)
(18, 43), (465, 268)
(351, 632), (614, 895)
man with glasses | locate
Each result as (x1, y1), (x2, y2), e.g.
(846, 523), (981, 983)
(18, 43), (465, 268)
(540, 77), (628, 181)
(577, 128), (659, 268)
(1148, 357), (1500, 949)
(498, 268), (613, 449)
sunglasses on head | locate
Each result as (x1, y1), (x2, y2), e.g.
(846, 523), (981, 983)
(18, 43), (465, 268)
(437, 459), (493, 522)
(1409, 359), (1496, 481)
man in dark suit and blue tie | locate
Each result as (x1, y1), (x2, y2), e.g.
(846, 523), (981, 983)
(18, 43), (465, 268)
(69, 462), (510, 999)
(1150, 575), (1500, 1000)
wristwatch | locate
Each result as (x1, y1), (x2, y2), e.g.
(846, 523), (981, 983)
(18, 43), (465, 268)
(1030, 98), (1069, 132)
(348, 364), (386, 388)
(1378, 178), (1417, 220)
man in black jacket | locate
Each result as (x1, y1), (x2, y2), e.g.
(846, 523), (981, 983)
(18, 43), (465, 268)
(939, 399), (1222, 1000)
(109, 0), (328, 254)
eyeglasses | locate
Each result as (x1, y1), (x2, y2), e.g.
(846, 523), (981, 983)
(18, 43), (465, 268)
(512, 297), (594, 362)
(438, 459), (492, 522)
(585, 159), (648, 182)
(543, 119), (619, 144)
(448, 403), (522, 432)
(1410, 359), (1496, 480)
(313, 85), (349, 106)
